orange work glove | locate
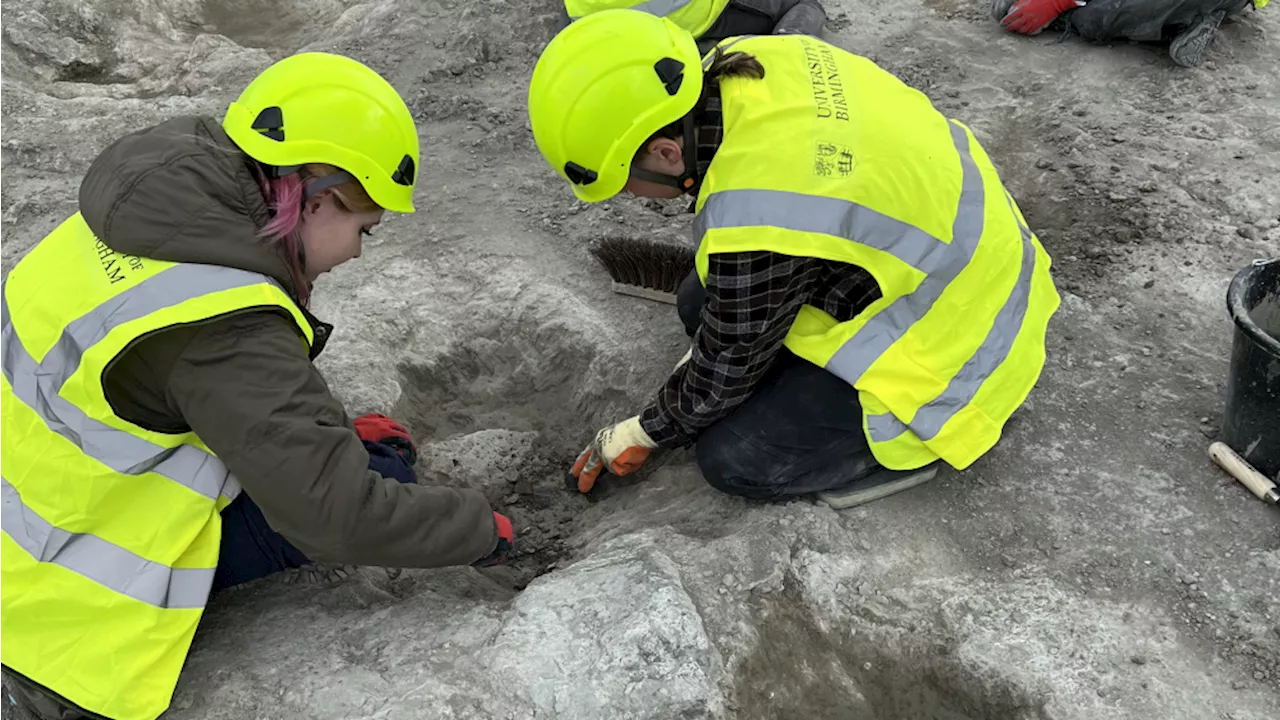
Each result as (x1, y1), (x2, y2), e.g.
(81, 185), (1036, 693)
(472, 512), (514, 567)
(570, 416), (657, 493)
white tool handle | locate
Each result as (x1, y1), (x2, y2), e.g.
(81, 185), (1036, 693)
(1209, 441), (1279, 504)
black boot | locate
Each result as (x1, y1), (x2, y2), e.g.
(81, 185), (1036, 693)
(1169, 10), (1227, 68)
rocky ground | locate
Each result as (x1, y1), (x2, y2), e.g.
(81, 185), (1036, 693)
(2, 1), (1278, 718)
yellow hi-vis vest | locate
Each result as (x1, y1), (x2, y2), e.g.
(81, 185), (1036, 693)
(565, 0), (733, 38)
(1, 213), (314, 720)
(694, 35), (1061, 471)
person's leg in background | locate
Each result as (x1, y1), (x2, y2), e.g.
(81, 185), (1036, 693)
(673, 271), (937, 507)
(1166, 0), (1254, 67)
(212, 440), (417, 591)
(1060, 0), (1254, 66)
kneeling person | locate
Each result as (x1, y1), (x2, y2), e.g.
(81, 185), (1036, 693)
(527, 10), (1061, 507)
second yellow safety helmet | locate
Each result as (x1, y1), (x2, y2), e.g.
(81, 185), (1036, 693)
(223, 52), (420, 214)
(528, 9), (704, 203)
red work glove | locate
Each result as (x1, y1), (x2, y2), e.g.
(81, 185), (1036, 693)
(353, 412), (417, 465)
(472, 512), (514, 567)
(1001, 0), (1079, 35)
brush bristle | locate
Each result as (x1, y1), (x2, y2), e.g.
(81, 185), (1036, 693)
(587, 236), (695, 294)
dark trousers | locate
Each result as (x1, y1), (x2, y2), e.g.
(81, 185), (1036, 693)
(1067, 0), (1252, 43)
(212, 440), (416, 591)
(677, 272), (881, 500)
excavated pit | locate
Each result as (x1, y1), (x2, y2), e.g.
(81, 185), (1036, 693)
(732, 586), (1048, 720)
(391, 322), (625, 588)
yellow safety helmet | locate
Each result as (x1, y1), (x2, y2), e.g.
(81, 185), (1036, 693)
(223, 52), (420, 213)
(528, 9), (703, 203)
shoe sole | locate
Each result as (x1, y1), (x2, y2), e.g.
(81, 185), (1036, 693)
(815, 465), (940, 510)
(1169, 12), (1225, 67)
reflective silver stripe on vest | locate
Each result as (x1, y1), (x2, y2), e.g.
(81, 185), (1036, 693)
(695, 121), (985, 379)
(0, 264), (286, 504)
(695, 121), (1009, 442)
(634, 0), (694, 14)
(695, 192), (956, 277)
(823, 121), (986, 385)
(2, 477), (213, 609)
(866, 190), (1037, 442)
(569, 0), (692, 19)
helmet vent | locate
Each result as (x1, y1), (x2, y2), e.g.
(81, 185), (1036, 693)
(251, 106), (285, 142)
(391, 155), (416, 186)
(564, 162), (598, 186)
(653, 58), (685, 96)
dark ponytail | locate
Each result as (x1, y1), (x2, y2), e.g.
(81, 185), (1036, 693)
(703, 46), (765, 82)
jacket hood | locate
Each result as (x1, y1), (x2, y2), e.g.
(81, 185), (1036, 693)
(78, 115), (301, 298)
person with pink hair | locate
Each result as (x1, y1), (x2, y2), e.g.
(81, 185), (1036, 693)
(2, 52), (511, 720)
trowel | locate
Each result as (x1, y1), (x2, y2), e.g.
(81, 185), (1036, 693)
(1209, 441), (1279, 506)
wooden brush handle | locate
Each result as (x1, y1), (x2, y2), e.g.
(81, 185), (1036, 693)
(1209, 441), (1279, 504)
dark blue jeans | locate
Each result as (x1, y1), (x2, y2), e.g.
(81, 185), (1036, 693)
(677, 272), (881, 500)
(212, 440), (415, 591)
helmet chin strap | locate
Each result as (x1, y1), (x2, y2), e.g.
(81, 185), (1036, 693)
(629, 114), (701, 194)
(303, 171), (355, 200)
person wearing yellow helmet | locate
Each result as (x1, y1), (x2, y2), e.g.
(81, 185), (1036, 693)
(991, 0), (1264, 68)
(531, 10), (1061, 508)
(1, 52), (511, 720)
(556, 0), (827, 53)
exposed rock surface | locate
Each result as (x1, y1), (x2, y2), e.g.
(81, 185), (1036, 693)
(3, 1), (1278, 718)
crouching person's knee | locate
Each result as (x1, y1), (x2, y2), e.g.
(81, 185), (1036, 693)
(694, 424), (781, 501)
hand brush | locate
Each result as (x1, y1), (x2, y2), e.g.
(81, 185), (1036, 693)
(587, 236), (695, 305)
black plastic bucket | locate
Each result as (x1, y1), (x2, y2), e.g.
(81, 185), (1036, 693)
(1222, 258), (1280, 480)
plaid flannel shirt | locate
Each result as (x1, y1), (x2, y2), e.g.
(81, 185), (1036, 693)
(639, 85), (883, 447)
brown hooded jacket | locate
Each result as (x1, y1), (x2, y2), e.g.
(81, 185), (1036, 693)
(77, 115), (498, 569)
